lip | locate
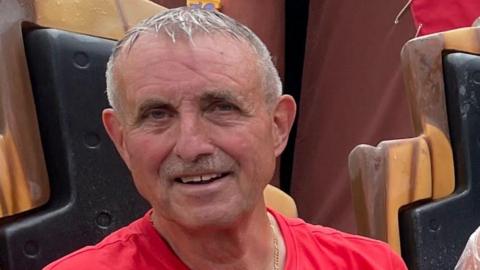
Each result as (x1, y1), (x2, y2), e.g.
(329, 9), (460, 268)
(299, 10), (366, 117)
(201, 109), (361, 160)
(172, 172), (233, 197)
(174, 172), (230, 184)
(173, 171), (232, 185)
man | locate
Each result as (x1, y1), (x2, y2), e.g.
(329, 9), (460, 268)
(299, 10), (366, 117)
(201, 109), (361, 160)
(45, 7), (407, 270)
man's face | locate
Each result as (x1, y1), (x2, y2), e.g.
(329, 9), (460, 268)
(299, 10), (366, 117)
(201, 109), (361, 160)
(103, 33), (290, 229)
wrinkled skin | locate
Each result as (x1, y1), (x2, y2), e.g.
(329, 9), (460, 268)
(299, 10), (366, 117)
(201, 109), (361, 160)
(103, 33), (296, 232)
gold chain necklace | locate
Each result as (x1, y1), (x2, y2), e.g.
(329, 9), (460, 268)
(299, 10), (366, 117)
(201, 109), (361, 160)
(270, 221), (280, 270)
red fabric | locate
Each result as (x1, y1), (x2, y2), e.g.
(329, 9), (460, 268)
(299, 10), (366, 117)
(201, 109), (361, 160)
(44, 209), (406, 270)
(291, 0), (416, 233)
(411, 0), (480, 35)
(271, 210), (407, 269)
(43, 211), (189, 270)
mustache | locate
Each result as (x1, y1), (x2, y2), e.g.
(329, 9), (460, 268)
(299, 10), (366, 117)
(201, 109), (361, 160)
(160, 151), (237, 179)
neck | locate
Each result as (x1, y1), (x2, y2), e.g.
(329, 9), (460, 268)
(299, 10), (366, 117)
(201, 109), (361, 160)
(152, 203), (285, 270)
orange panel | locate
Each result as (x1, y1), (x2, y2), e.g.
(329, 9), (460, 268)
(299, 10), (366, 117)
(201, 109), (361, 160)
(349, 136), (432, 254)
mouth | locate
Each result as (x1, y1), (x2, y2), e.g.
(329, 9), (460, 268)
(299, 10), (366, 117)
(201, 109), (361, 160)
(174, 172), (231, 185)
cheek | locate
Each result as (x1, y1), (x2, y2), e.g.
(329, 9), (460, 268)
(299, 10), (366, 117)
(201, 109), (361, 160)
(213, 123), (276, 172)
(124, 131), (174, 172)
(123, 132), (175, 204)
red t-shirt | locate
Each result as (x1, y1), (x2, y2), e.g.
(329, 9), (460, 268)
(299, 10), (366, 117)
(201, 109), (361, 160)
(273, 210), (407, 269)
(44, 209), (407, 269)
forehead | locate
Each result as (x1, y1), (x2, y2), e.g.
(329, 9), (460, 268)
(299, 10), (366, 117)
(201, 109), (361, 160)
(113, 32), (264, 108)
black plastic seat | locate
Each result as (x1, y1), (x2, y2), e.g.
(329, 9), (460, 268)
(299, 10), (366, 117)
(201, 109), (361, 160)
(0, 29), (149, 270)
(400, 52), (480, 270)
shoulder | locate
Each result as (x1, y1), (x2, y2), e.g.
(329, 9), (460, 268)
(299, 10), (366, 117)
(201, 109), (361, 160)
(270, 209), (407, 269)
(312, 226), (406, 269)
(307, 223), (400, 257)
(43, 215), (150, 270)
(283, 214), (392, 251)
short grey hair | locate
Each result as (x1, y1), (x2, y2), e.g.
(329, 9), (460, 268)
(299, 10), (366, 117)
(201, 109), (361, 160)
(105, 7), (282, 112)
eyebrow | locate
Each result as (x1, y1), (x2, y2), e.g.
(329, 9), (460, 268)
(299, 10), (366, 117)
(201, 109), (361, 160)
(200, 90), (244, 106)
(200, 90), (255, 117)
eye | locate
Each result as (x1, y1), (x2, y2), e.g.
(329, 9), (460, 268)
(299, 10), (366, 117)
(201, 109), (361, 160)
(145, 108), (173, 121)
(210, 102), (239, 113)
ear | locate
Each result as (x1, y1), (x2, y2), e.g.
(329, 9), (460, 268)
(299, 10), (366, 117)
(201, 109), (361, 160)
(271, 95), (297, 157)
(102, 108), (131, 168)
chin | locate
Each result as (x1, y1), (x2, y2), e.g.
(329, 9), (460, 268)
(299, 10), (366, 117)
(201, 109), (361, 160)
(174, 204), (249, 230)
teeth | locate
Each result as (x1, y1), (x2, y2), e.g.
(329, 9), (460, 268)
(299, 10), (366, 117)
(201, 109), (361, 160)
(180, 173), (222, 183)
(181, 176), (202, 183)
(201, 173), (222, 181)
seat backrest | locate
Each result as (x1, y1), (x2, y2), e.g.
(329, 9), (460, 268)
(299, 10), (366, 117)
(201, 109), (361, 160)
(400, 51), (480, 270)
(349, 24), (480, 270)
(0, 29), (151, 270)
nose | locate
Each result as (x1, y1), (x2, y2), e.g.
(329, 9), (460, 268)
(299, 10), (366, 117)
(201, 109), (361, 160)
(173, 114), (215, 162)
